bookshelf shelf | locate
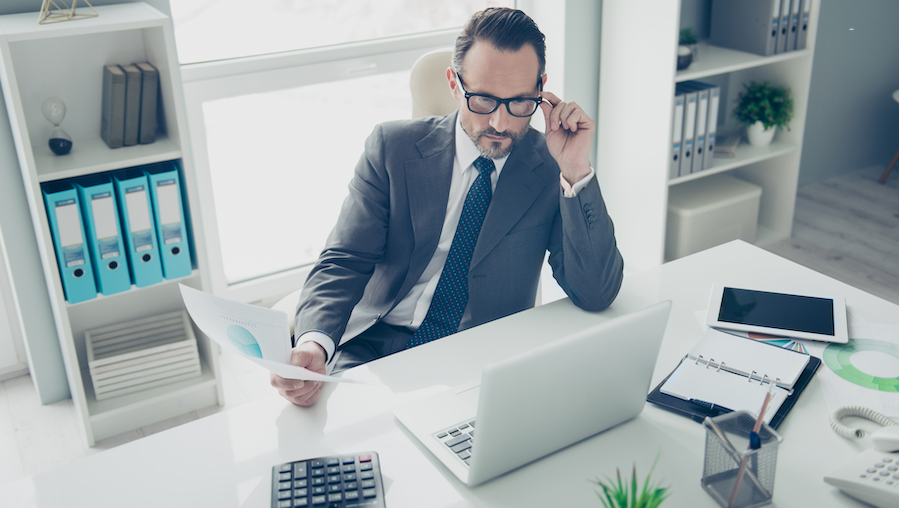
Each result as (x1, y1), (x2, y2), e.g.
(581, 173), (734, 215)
(0, 2), (222, 446)
(675, 42), (810, 83)
(669, 139), (799, 186)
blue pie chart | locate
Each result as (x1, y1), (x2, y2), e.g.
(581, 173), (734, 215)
(226, 325), (262, 358)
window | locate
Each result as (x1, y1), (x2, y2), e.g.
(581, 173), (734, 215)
(175, 1), (513, 303)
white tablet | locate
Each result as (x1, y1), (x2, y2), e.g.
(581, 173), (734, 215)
(705, 284), (848, 343)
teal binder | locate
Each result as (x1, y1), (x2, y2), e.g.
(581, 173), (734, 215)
(42, 182), (97, 303)
(146, 162), (192, 279)
(75, 176), (132, 295)
(113, 169), (163, 287)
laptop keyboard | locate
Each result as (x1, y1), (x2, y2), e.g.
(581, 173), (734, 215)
(434, 419), (476, 466)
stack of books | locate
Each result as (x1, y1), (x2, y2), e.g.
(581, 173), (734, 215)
(100, 62), (158, 148)
(86, 310), (201, 401)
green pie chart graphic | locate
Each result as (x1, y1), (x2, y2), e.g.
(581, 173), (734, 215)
(226, 324), (263, 358)
(823, 339), (899, 392)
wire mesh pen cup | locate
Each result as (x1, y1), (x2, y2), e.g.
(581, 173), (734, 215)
(702, 411), (783, 508)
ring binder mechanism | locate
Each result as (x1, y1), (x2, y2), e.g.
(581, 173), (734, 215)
(647, 328), (820, 429)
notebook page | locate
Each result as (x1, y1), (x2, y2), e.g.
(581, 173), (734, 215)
(688, 328), (810, 389)
(661, 360), (788, 424)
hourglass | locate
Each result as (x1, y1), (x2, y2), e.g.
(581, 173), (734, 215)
(42, 97), (73, 155)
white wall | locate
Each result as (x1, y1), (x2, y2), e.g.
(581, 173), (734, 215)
(0, 231), (27, 378)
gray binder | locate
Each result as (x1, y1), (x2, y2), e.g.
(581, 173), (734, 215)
(710, 0), (781, 57)
(787, 0), (801, 50)
(692, 86), (709, 174)
(677, 85), (697, 176)
(796, 0), (812, 50)
(134, 62), (158, 145)
(100, 65), (125, 149)
(683, 81), (722, 171)
(121, 64), (141, 146)
(671, 91), (685, 180)
(776, 0), (791, 53)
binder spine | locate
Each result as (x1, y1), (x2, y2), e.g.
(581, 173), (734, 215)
(135, 62), (158, 144)
(43, 184), (97, 303)
(121, 64), (141, 146)
(100, 65), (125, 149)
(146, 163), (192, 279)
(114, 172), (163, 287)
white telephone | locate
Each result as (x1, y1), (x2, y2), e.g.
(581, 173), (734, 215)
(824, 406), (899, 508)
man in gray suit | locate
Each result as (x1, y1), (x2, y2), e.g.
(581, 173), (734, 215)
(272, 7), (623, 406)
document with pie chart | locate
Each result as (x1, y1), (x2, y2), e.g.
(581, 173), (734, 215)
(179, 284), (363, 383)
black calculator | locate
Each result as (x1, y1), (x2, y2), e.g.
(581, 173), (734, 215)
(271, 451), (386, 508)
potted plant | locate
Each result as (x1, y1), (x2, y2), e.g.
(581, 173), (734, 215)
(733, 80), (794, 146)
(677, 27), (698, 70)
(591, 455), (671, 508)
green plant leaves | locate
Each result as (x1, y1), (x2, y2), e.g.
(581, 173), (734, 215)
(590, 453), (671, 508)
(733, 80), (794, 131)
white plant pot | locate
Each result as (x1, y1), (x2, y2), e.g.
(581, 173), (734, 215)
(746, 121), (776, 147)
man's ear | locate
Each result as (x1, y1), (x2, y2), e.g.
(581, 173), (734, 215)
(447, 68), (460, 100)
(541, 73), (548, 89)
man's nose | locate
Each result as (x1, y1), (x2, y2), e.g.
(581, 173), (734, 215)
(488, 105), (512, 133)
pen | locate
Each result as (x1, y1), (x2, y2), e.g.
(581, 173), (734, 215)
(690, 399), (733, 414)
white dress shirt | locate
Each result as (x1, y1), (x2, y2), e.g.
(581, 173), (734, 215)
(302, 115), (595, 362)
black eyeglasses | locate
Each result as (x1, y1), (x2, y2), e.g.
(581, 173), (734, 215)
(457, 75), (543, 118)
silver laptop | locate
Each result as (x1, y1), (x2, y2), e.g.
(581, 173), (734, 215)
(394, 300), (671, 486)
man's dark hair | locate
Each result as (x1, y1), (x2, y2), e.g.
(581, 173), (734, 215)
(452, 7), (546, 80)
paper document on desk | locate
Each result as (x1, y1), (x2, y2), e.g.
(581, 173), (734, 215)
(179, 284), (362, 383)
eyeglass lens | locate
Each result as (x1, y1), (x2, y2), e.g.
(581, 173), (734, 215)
(468, 96), (539, 117)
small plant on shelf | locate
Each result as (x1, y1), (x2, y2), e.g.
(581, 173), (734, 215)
(590, 454), (671, 508)
(733, 80), (794, 132)
(679, 27), (698, 46)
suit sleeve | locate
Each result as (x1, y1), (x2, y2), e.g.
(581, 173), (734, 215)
(294, 125), (391, 352)
(547, 176), (624, 312)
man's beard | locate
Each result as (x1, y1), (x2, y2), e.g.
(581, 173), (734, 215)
(461, 120), (528, 160)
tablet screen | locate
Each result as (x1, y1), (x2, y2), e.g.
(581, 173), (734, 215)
(718, 287), (835, 336)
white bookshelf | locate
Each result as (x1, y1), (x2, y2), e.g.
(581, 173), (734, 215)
(597, 0), (819, 271)
(0, 2), (222, 445)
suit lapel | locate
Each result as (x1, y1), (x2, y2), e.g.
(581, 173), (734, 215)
(471, 131), (547, 270)
(400, 113), (456, 299)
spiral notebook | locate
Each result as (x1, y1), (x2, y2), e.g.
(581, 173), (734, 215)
(648, 328), (820, 428)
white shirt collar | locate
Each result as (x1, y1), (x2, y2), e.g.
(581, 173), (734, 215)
(454, 113), (508, 176)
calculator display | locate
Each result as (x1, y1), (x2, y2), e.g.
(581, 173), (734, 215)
(718, 287), (835, 336)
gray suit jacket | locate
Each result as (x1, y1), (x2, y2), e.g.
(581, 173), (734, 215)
(296, 112), (623, 352)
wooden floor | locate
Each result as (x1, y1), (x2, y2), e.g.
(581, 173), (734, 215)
(1, 164), (897, 485)
(761, 165), (899, 306)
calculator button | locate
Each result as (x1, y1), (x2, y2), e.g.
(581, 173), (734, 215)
(359, 454), (372, 462)
(360, 463), (373, 471)
(345, 481), (358, 491)
(278, 490), (291, 500)
(344, 491), (359, 500)
(329, 493), (343, 502)
(293, 463), (307, 477)
(312, 495), (326, 505)
(279, 472), (292, 481)
(343, 465), (355, 473)
(342, 456), (355, 465)
(294, 488), (307, 497)
(326, 458), (340, 466)
(278, 501), (291, 508)
(360, 471), (374, 480)
(294, 479), (307, 488)
(312, 486), (326, 495)
(311, 460), (325, 468)
(327, 466), (340, 475)
(293, 499), (308, 507)
(361, 479), (376, 489)
(311, 477), (325, 486)
(278, 481), (292, 491)
(311, 468), (324, 477)
(363, 488), (377, 498)
(328, 475), (341, 485)
(344, 473), (357, 482)
(329, 484), (341, 493)
(279, 464), (292, 472)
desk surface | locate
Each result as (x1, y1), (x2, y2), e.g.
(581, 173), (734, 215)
(4, 240), (897, 508)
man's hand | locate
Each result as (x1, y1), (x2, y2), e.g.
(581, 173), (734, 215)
(270, 341), (327, 406)
(539, 91), (595, 185)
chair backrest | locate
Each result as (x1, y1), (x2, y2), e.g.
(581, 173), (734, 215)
(410, 48), (458, 118)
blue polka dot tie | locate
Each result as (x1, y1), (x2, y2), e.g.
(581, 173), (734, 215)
(407, 157), (495, 349)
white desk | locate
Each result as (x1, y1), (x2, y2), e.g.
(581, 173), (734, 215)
(4, 241), (897, 507)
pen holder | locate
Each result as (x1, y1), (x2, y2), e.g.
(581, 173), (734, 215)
(702, 411), (783, 508)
